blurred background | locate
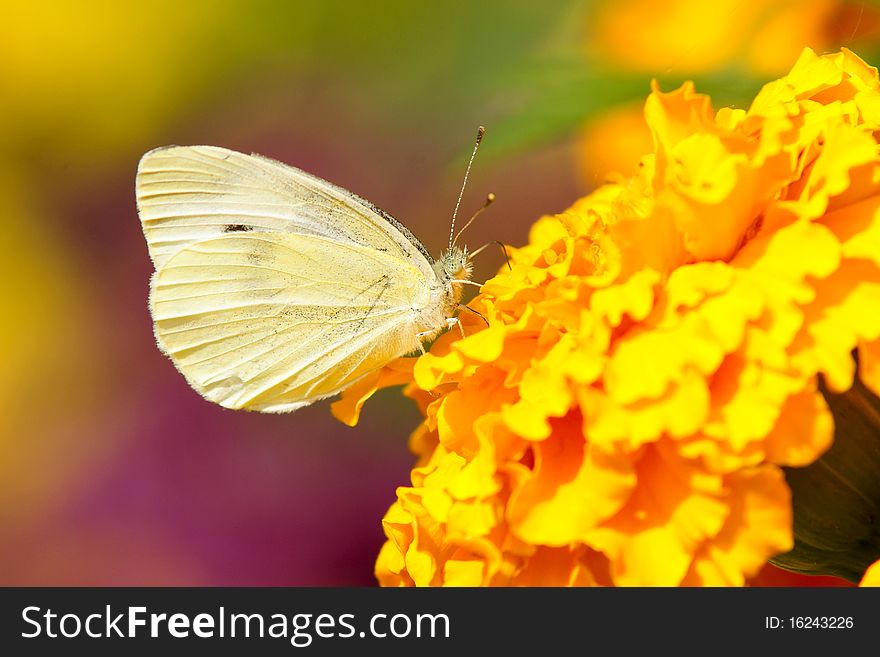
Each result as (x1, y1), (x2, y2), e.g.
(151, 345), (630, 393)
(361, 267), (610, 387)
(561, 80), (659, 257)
(2, 0), (877, 585)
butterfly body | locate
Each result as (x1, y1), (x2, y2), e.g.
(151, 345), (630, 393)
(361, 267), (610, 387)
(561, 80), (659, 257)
(136, 145), (471, 412)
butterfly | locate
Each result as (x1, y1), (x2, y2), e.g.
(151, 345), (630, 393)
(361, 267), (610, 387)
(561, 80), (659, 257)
(135, 132), (490, 412)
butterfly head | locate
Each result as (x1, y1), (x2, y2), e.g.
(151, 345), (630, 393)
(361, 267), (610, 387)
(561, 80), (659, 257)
(436, 245), (472, 282)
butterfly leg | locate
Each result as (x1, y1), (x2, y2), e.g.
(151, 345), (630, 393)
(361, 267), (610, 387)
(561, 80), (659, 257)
(416, 316), (461, 351)
(449, 316), (465, 339)
(457, 304), (489, 327)
(468, 240), (512, 270)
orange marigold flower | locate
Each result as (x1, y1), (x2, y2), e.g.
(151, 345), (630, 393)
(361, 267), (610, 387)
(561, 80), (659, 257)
(577, 103), (654, 182)
(336, 48), (880, 586)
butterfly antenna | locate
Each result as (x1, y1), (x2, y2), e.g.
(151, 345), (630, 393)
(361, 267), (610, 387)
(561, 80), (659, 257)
(469, 239), (511, 270)
(449, 126), (485, 250)
(452, 193), (495, 246)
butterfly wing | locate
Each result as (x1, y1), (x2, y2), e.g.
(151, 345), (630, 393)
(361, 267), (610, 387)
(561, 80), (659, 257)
(151, 231), (430, 412)
(136, 145), (435, 278)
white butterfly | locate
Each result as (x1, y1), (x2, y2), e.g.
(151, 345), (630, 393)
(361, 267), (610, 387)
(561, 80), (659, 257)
(136, 140), (487, 412)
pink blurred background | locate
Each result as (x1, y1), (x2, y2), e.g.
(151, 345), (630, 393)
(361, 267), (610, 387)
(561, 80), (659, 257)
(3, 0), (874, 585)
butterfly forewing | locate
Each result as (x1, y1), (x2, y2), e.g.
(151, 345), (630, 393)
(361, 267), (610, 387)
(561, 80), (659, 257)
(136, 145), (435, 278)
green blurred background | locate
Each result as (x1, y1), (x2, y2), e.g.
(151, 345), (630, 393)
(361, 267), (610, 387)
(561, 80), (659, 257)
(2, 0), (877, 585)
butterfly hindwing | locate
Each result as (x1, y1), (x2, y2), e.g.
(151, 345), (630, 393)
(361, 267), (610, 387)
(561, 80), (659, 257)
(150, 231), (429, 412)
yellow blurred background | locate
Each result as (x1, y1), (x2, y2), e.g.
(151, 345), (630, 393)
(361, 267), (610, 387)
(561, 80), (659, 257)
(1, 0), (876, 584)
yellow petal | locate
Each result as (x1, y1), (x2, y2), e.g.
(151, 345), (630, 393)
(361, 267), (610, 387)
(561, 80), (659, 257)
(763, 384), (834, 467)
(859, 560), (880, 586)
(682, 466), (792, 586)
(586, 444), (728, 586)
(330, 359), (414, 426)
(508, 413), (635, 545)
(858, 338), (880, 398)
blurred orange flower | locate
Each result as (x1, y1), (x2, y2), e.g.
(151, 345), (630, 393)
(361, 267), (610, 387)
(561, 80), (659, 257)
(586, 0), (880, 77)
(337, 47), (880, 586)
(576, 103), (652, 184)
(577, 0), (880, 183)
